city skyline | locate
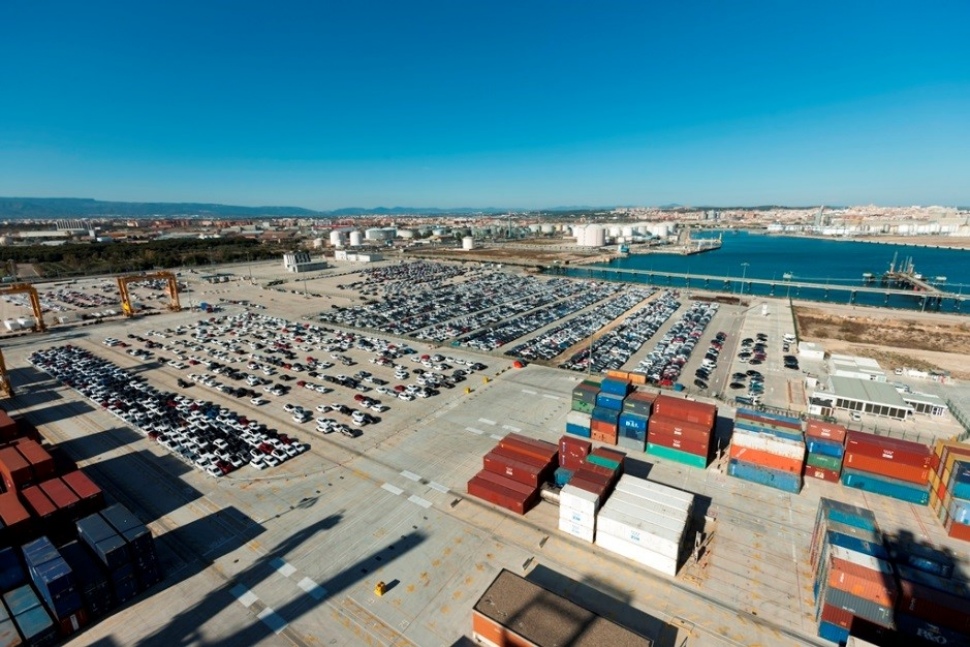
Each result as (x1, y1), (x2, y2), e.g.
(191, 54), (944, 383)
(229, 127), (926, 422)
(2, 1), (969, 209)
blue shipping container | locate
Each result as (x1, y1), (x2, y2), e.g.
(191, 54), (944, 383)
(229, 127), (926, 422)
(949, 497), (970, 525)
(599, 378), (631, 397)
(591, 406), (620, 423)
(2, 585), (41, 617)
(21, 537), (60, 570)
(807, 437), (845, 458)
(951, 461), (970, 499)
(12, 605), (56, 647)
(841, 468), (930, 506)
(619, 426), (646, 441)
(565, 423), (591, 438)
(727, 458), (802, 494)
(595, 392), (625, 411)
(618, 412), (648, 432)
(817, 620), (849, 645)
(895, 613), (970, 647)
(554, 467), (573, 489)
(0, 547), (26, 592)
(817, 498), (879, 533)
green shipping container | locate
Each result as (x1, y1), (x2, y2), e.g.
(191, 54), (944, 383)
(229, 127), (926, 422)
(586, 453), (622, 472)
(807, 452), (843, 472)
(571, 398), (595, 414)
(646, 443), (709, 469)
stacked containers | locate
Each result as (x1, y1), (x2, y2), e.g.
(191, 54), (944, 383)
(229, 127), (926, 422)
(0, 447), (32, 491)
(0, 546), (27, 593)
(594, 475), (693, 577)
(646, 395), (716, 469)
(929, 439), (970, 542)
(560, 449), (625, 540)
(558, 484), (599, 543)
(565, 411), (592, 439)
(21, 536), (87, 636)
(18, 487), (57, 540)
(618, 390), (655, 453)
(59, 471), (106, 520)
(100, 504), (162, 590)
(59, 541), (113, 620)
(811, 498), (894, 644)
(0, 590), (22, 647)
(592, 377), (630, 445)
(568, 381), (598, 438)
(894, 564), (970, 643)
(76, 512), (137, 605)
(842, 432), (932, 505)
(0, 410), (18, 442)
(805, 420), (847, 483)
(0, 492), (31, 547)
(728, 409), (805, 494)
(12, 441), (55, 484)
(467, 434), (558, 515)
(555, 436), (592, 488)
(2, 584), (57, 647)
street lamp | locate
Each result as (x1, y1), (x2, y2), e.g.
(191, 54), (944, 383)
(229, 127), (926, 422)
(740, 262), (750, 296)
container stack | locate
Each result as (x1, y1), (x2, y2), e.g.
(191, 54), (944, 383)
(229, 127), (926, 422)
(0, 409), (19, 442)
(805, 420), (847, 483)
(76, 513), (138, 605)
(467, 434), (558, 515)
(929, 439), (970, 543)
(728, 409), (806, 493)
(811, 498), (895, 644)
(555, 435), (591, 488)
(591, 376), (630, 445)
(568, 379), (599, 438)
(2, 582), (58, 647)
(0, 491), (31, 547)
(558, 448), (625, 542)
(59, 540), (113, 620)
(617, 391), (655, 452)
(21, 536), (88, 637)
(594, 475), (693, 576)
(894, 565), (970, 644)
(558, 483), (599, 543)
(100, 504), (162, 590)
(842, 432), (932, 505)
(645, 395), (716, 469)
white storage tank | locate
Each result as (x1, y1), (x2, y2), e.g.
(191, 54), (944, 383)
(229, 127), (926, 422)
(462, 236), (475, 251)
(349, 231), (363, 247)
(528, 224), (541, 233)
(312, 237), (324, 249)
(540, 224), (555, 234)
(398, 229), (416, 239)
(571, 224), (585, 243)
(582, 224), (605, 247)
(329, 230), (344, 247)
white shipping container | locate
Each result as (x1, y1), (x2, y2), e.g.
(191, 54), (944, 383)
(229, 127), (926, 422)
(613, 481), (693, 515)
(609, 490), (690, 524)
(597, 508), (683, 559)
(731, 429), (806, 460)
(605, 494), (689, 533)
(595, 530), (679, 576)
(3, 320), (19, 331)
(560, 485), (599, 517)
(566, 411), (592, 427)
(558, 518), (595, 543)
(828, 545), (894, 576)
(558, 504), (596, 530)
(614, 476), (695, 509)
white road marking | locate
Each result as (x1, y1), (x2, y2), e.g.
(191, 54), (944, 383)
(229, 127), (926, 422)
(230, 584), (258, 608)
(478, 418), (496, 425)
(408, 495), (432, 509)
(257, 607), (288, 635)
(465, 427), (484, 435)
(400, 470), (421, 481)
(428, 481), (449, 493)
(542, 394), (560, 400)
(270, 558), (296, 578)
(502, 424), (521, 432)
(491, 434), (504, 441)
(298, 577), (328, 600)
(381, 483), (404, 496)
(521, 389), (537, 395)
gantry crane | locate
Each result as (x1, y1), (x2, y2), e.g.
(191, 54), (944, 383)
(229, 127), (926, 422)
(0, 283), (47, 332)
(0, 349), (12, 398)
(117, 271), (182, 317)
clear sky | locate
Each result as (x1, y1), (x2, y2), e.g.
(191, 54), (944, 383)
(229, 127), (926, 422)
(1, 1), (969, 209)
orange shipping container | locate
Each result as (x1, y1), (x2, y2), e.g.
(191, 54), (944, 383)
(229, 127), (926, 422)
(805, 420), (847, 443)
(947, 518), (970, 542)
(14, 439), (55, 481)
(827, 557), (898, 607)
(590, 419), (617, 435)
(628, 372), (647, 385)
(843, 452), (930, 485)
(605, 370), (630, 381)
(591, 430), (617, 445)
(729, 444), (803, 473)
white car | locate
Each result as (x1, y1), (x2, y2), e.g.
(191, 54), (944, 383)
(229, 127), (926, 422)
(250, 397), (267, 406)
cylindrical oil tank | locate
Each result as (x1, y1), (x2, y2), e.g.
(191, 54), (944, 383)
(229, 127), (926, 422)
(541, 224), (555, 234)
(462, 236), (475, 250)
(329, 230), (344, 247)
(349, 231), (363, 246)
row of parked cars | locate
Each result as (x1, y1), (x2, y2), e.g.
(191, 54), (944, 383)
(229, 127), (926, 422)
(29, 345), (308, 475)
(634, 302), (720, 387)
(694, 330), (728, 390)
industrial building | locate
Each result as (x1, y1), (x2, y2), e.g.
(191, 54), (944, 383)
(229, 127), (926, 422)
(811, 376), (913, 420)
(282, 251), (328, 273)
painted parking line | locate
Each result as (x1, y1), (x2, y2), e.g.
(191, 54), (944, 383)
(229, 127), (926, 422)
(298, 577), (329, 601)
(230, 584), (259, 608)
(521, 389), (537, 395)
(502, 424), (521, 432)
(465, 427), (484, 435)
(408, 495), (432, 509)
(428, 481), (449, 494)
(490, 434), (504, 441)
(270, 558), (297, 578)
(478, 418), (497, 425)
(381, 483), (404, 496)
(400, 470), (421, 482)
(257, 607), (288, 635)
(542, 394), (560, 400)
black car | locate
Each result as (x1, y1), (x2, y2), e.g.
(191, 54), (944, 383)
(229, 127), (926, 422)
(693, 379), (708, 389)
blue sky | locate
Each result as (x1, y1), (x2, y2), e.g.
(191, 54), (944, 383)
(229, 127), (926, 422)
(1, 1), (969, 209)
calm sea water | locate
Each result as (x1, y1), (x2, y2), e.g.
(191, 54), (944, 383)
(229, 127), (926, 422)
(558, 231), (970, 313)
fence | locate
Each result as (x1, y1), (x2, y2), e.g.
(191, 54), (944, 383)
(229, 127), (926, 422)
(947, 398), (970, 442)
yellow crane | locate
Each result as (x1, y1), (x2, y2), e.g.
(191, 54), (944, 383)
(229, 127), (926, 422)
(117, 271), (181, 317)
(0, 349), (13, 398)
(0, 283), (46, 332)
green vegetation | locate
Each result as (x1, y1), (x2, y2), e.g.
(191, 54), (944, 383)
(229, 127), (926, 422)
(2, 238), (286, 277)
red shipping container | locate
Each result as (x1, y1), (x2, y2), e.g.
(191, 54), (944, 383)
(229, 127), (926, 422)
(946, 518), (970, 542)
(579, 462), (617, 481)
(20, 484), (57, 521)
(819, 602), (856, 630)
(559, 436), (591, 458)
(590, 429), (617, 445)
(53, 607), (90, 638)
(0, 445), (33, 490)
(806, 420), (848, 443)
(843, 452), (930, 486)
(648, 429), (710, 456)
(39, 477), (80, 515)
(898, 579), (970, 633)
(483, 451), (548, 488)
(498, 434), (558, 464)
(473, 468), (537, 497)
(0, 410), (17, 441)
(736, 409), (803, 432)
(590, 447), (626, 468)
(652, 395), (716, 428)
(61, 470), (105, 514)
(826, 557), (897, 607)
(560, 454), (587, 471)
(467, 473), (537, 515)
(567, 475), (608, 498)
(845, 431), (932, 469)
(0, 490), (30, 529)
(729, 444), (803, 474)
(590, 419), (617, 435)
(806, 466), (841, 482)
(14, 439), (55, 481)
(648, 416), (712, 444)
(491, 444), (553, 470)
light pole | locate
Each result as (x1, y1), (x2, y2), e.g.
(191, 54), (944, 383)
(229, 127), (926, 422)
(740, 262), (750, 296)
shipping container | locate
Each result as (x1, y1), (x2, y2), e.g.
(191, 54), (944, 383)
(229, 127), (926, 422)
(614, 477), (694, 512)
(497, 434), (559, 465)
(565, 423), (591, 439)
(587, 448), (625, 472)
(466, 473), (537, 515)
(553, 467), (573, 489)
(616, 435), (646, 453)
(947, 517), (970, 542)
(819, 584), (895, 629)
(806, 466), (841, 483)
(0, 546), (26, 592)
(806, 420), (848, 443)
(76, 514), (130, 571)
(728, 458), (802, 494)
(737, 407), (803, 431)
(39, 478), (80, 520)
(822, 547), (897, 606)
(482, 452), (549, 489)
(629, 372), (648, 386)
(817, 619), (850, 645)
(0, 492), (31, 546)
(949, 461), (970, 499)
(599, 377), (632, 397)
(618, 425), (646, 441)
(807, 437), (846, 459)
(645, 442), (708, 469)
(0, 410), (17, 441)
(652, 395), (716, 428)
(729, 444), (803, 474)
(595, 392), (625, 411)
(647, 416), (713, 444)
(471, 569), (653, 647)
(0, 618), (21, 647)
(560, 484), (599, 517)
(816, 498), (879, 533)
(618, 412), (648, 433)
(842, 468), (930, 505)
(594, 529), (679, 576)
(590, 419), (617, 436)
(843, 452), (930, 486)
(623, 390), (656, 415)
(567, 475), (608, 499)
(591, 407), (620, 424)
(570, 398), (595, 414)
(11, 605), (57, 647)
(0, 448), (32, 491)
(60, 471), (105, 517)
(806, 452), (843, 472)
(949, 498), (970, 525)
(898, 578), (970, 633)
(19, 486), (57, 526)
(845, 432), (933, 469)
(2, 584), (41, 618)
(58, 541), (113, 619)
(557, 518), (595, 542)
(732, 419), (805, 443)
(894, 612), (970, 647)
(12, 442), (54, 483)
(647, 429), (710, 457)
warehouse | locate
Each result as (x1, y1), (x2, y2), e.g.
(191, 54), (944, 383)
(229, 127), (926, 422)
(812, 376), (913, 420)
